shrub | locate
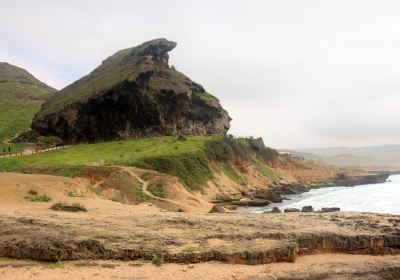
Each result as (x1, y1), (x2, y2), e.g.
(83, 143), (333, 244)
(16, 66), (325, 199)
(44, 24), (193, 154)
(38, 135), (63, 147)
(31, 194), (51, 202)
(147, 183), (165, 198)
(11, 130), (40, 143)
(68, 191), (80, 197)
(136, 187), (151, 202)
(152, 253), (164, 267)
(28, 189), (38, 195)
(51, 202), (87, 212)
(206, 137), (247, 162)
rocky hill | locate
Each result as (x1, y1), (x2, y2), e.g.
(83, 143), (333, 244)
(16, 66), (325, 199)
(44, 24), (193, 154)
(0, 62), (55, 142)
(32, 39), (231, 143)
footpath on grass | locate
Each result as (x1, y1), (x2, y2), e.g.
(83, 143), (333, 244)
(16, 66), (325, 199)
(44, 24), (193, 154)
(0, 145), (70, 158)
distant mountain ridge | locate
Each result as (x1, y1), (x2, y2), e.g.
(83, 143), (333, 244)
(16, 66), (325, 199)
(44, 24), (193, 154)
(290, 144), (400, 166)
(0, 62), (55, 142)
(0, 62), (55, 100)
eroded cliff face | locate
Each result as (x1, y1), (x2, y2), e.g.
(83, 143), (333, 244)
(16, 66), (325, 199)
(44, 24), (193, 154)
(32, 39), (230, 142)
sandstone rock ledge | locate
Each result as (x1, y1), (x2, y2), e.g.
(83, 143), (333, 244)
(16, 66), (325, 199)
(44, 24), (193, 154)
(0, 210), (399, 264)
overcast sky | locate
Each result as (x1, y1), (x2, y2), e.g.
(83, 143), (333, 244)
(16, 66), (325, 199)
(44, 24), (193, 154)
(1, 0), (400, 148)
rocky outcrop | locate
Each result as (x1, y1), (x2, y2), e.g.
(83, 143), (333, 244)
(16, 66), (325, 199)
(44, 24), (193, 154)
(334, 172), (389, 186)
(32, 39), (230, 143)
(0, 211), (399, 264)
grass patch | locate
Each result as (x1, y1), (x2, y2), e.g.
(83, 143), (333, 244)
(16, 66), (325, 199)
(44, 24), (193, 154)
(147, 183), (165, 198)
(136, 187), (151, 202)
(216, 164), (244, 185)
(251, 157), (279, 180)
(31, 194), (51, 202)
(50, 202), (87, 212)
(309, 181), (336, 189)
(136, 152), (211, 190)
(151, 253), (164, 267)
(0, 136), (268, 191)
(68, 191), (81, 197)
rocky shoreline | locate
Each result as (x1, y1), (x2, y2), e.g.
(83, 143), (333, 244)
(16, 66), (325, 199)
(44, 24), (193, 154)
(211, 171), (390, 211)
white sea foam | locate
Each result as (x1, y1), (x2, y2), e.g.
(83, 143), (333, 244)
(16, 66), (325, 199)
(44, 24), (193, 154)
(253, 174), (400, 214)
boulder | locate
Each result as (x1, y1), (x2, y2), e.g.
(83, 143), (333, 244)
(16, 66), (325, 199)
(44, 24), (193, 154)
(284, 208), (300, 213)
(230, 199), (270, 207)
(321, 207), (340, 212)
(209, 204), (226, 213)
(264, 207), (282, 214)
(301, 206), (314, 212)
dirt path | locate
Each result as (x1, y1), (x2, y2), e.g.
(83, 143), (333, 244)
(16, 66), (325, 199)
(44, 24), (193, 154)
(0, 145), (71, 159)
(122, 167), (196, 210)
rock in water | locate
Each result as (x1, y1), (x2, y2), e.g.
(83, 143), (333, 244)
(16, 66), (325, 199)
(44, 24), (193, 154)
(263, 207), (282, 214)
(321, 207), (340, 212)
(301, 205), (314, 212)
(284, 208), (300, 213)
(32, 39), (231, 142)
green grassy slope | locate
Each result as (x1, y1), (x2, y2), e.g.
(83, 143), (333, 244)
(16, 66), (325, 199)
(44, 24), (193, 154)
(0, 136), (213, 189)
(0, 136), (278, 190)
(0, 62), (55, 142)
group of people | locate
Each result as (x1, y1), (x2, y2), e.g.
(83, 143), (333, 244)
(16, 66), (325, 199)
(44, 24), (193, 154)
(2, 147), (11, 154)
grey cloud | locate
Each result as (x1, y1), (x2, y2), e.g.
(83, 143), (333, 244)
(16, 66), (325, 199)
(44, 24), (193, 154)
(1, 0), (400, 148)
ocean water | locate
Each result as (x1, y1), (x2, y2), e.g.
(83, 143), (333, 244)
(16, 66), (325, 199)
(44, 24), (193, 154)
(252, 174), (400, 215)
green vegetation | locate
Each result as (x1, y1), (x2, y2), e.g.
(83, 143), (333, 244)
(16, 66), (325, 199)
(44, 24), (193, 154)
(0, 93), (43, 142)
(0, 63), (55, 142)
(216, 164), (244, 185)
(31, 194), (51, 202)
(137, 153), (211, 190)
(0, 135), (280, 191)
(151, 253), (164, 267)
(0, 136), (214, 190)
(206, 136), (248, 161)
(251, 157), (279, 180)
(68, 191), (81, 197)
(309, 181), (336, 189)
(147, 183), (165, 198)
(51, 202), (87, 212)
(136, 187), (151, 202)
(0, 142), (29, 154)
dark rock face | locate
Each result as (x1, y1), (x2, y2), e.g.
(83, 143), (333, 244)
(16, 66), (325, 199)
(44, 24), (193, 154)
(32, 39), (230, 143)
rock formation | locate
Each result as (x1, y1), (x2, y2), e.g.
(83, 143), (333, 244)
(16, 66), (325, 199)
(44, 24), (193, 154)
(32, 39), (231, 142)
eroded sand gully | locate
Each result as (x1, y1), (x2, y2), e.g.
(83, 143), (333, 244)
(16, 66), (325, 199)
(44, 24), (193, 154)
(0, 172), (399, 279)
